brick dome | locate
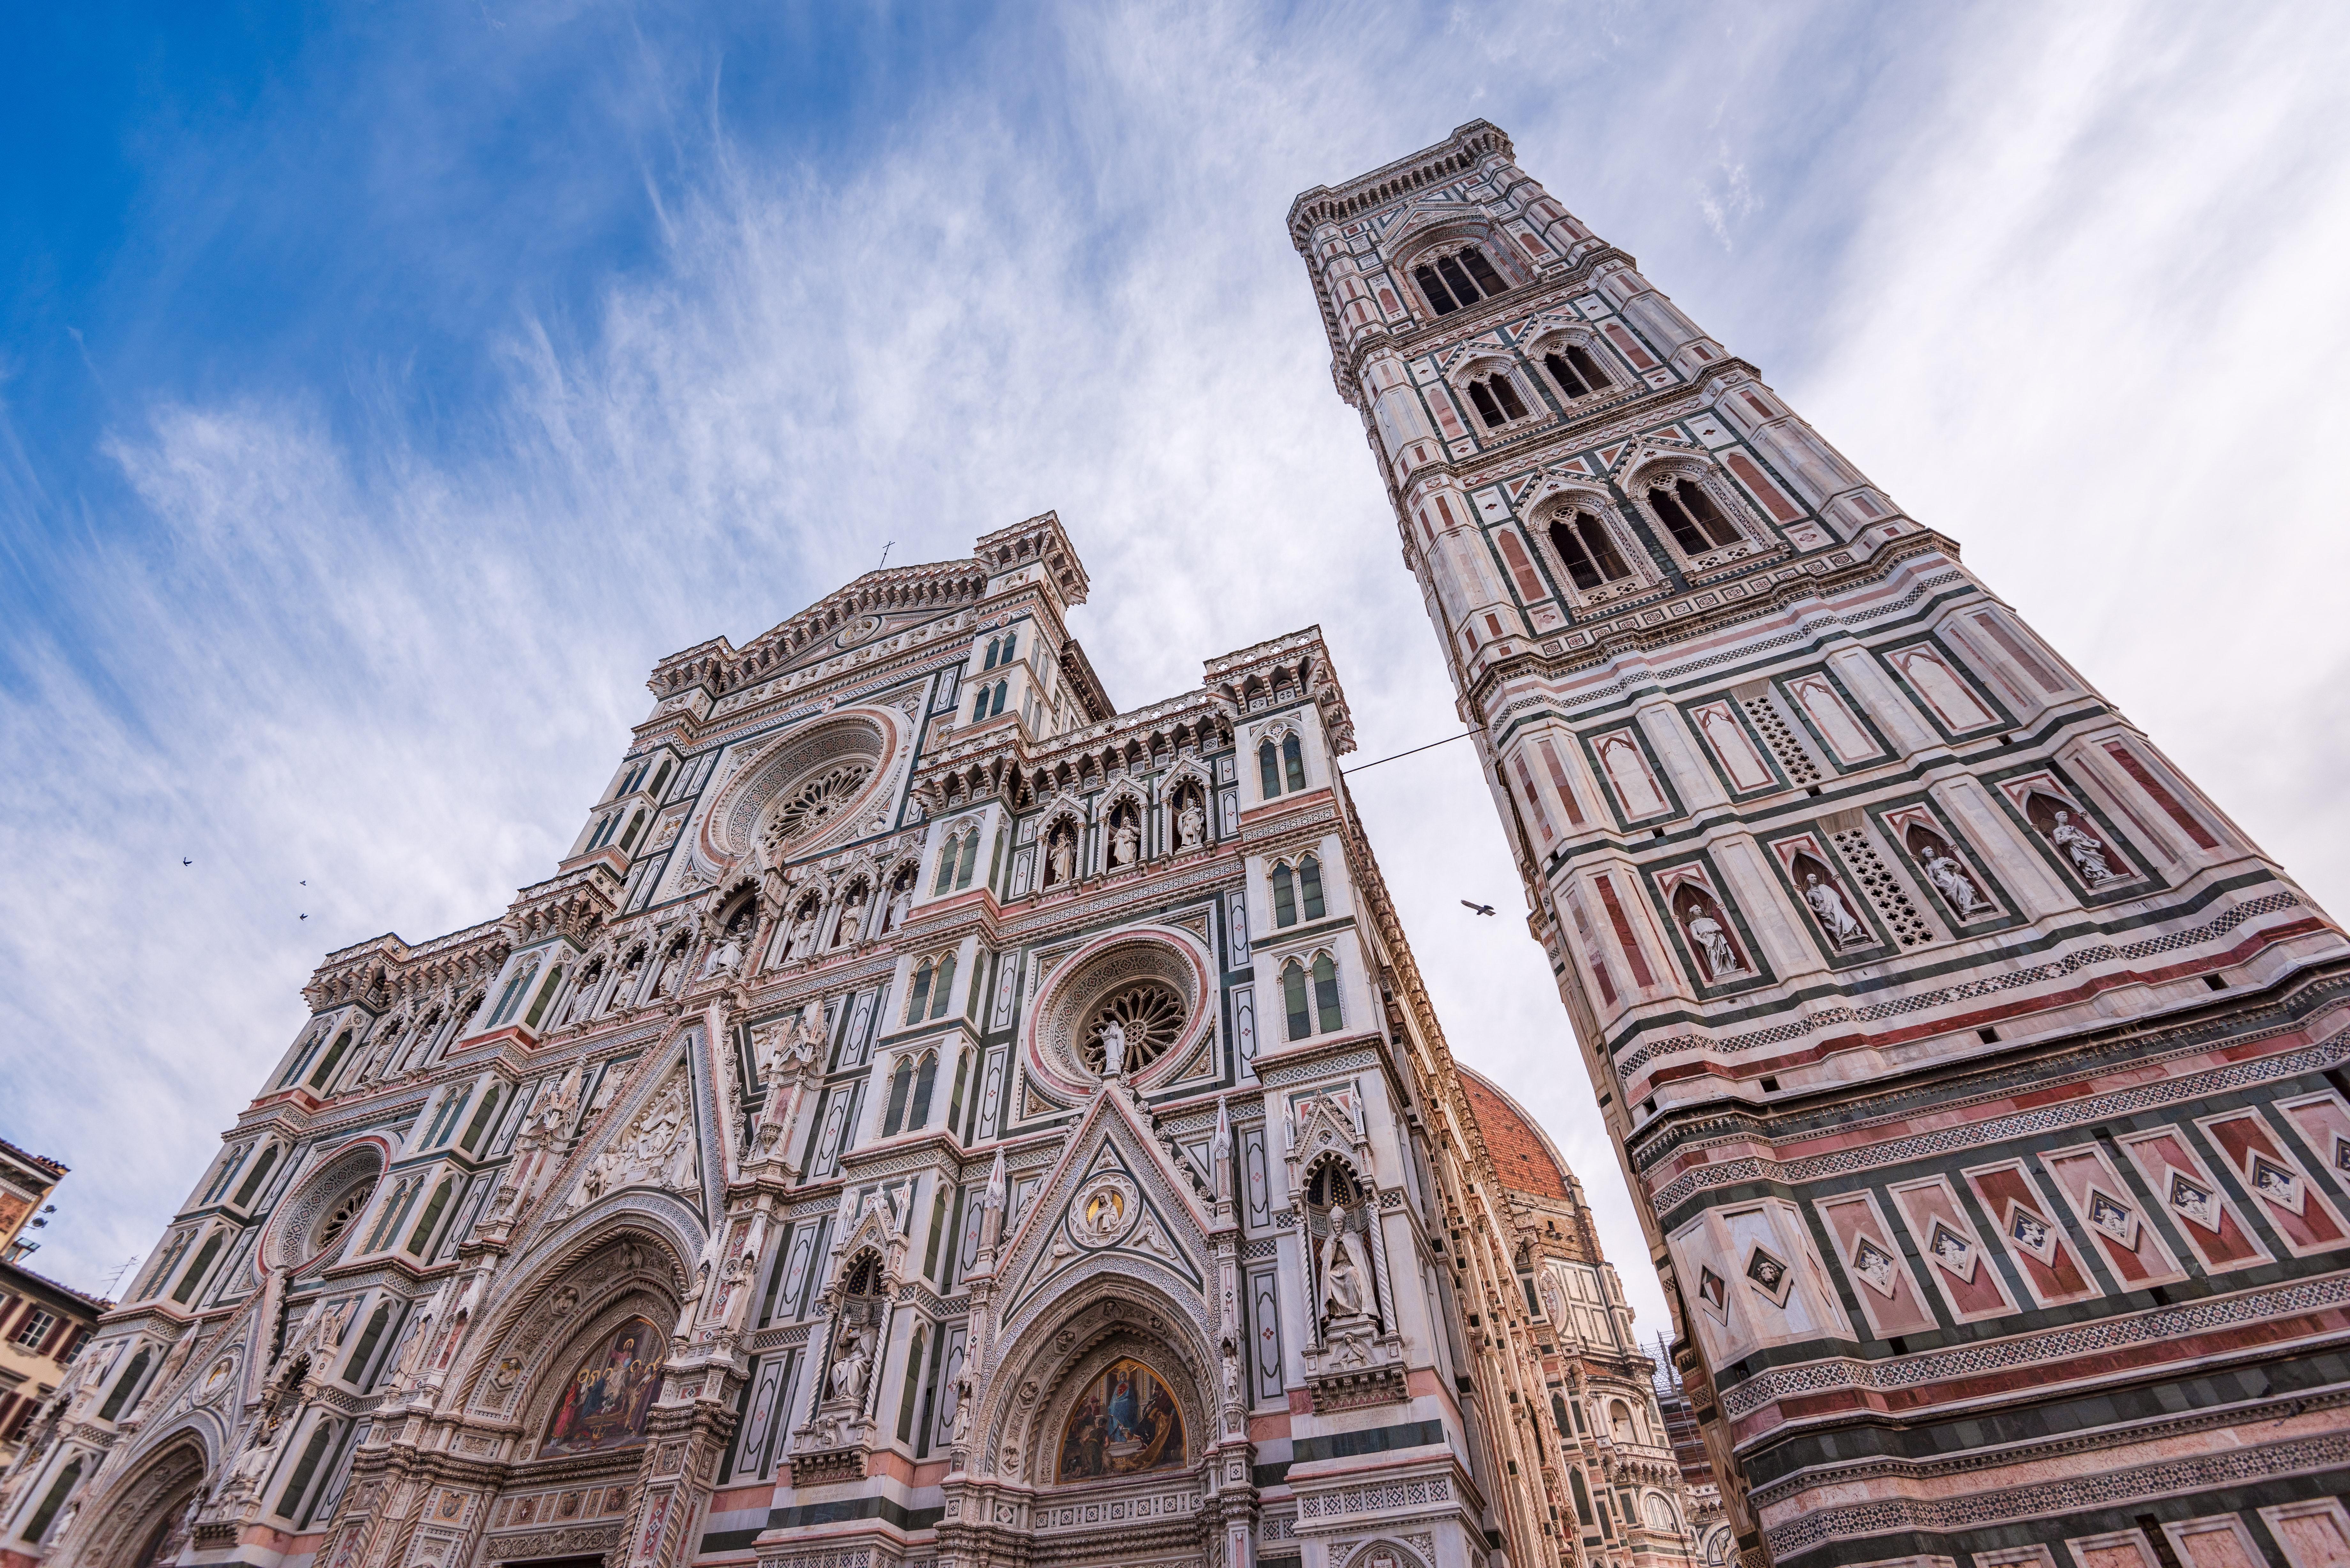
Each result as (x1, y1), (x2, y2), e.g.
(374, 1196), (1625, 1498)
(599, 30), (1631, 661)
(1456, 1065), (1573, 1202)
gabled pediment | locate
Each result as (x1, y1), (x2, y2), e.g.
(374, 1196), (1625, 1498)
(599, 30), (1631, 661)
(997, 1090), (1209, 1325)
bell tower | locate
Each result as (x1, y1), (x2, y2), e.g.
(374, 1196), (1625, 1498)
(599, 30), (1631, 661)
(1293, 123), (2350, 1568)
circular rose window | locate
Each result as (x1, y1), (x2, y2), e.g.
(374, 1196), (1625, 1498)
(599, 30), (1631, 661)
(761, 760), (875, 853)
(1079, 982), (1187, 1074)
(706, 714), (896, 862)
(1031, 931), (1209, 1090)
(314, 1182), (374, 1252)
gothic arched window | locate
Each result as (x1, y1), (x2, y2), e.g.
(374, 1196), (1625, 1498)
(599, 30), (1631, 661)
(1272, 863), (1298, 928)
(1259, 741), (1282, 799)
(982, 637), (1001, 671)
(1282, 960), (1310, 1042)
(882, 1056), (915, 1136)
(1465, 372), (1528, 428)
(908, 1052), (938, 1129)
(1649, 476), (1742, 554)
(96, 1349), (150, 1422)
(306, 1029), (355, 1092)
(1543, 344), (1611, 400)
(934, 826), (980, 894)
(1311, 952), (1342, 1033)
(1548, 510), (1632, 591)
(1282, 734), (1306, 792)
(231, 1143), (282, 1209)
(905, 951), (959, 1025)
(1299, 855), (1326, 919)
(405, 1177), (454, 1257)
(1413, 245), (1509, 316)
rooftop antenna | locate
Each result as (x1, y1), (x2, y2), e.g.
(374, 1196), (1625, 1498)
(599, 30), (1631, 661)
(878, 541), (894, 569)
(100, 1254), (143, 1295)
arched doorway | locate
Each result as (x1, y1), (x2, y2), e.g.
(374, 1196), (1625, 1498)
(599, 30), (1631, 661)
(452, 1232), (683, 1567)
(73, 1436), (208, 1568)
(973, 1293), (1215, 1568)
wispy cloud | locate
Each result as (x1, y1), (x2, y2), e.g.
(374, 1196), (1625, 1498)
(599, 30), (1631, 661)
(4, 0), (2346, 1345)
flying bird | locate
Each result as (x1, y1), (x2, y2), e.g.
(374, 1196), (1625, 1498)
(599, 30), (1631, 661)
(300, 913), (308, 921)
(1460, 900), (1497, 917)
(182, 858), (192, 866)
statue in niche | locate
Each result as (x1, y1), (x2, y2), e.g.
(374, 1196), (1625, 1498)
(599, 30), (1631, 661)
(1110, 815), (1140, 868)
(1099, 1019), (1127, 1076)
(786, 902), (820, 960)
(1047, 829), (1076, 887)
(1799, 867), (1869, 948)
(2049, 808), (2119, 885)
(648, 940), (687, 999)
(704, 900), (756, 977)
(950, 1374), (974, 1443)
(1318, 1202), (1371, 1323)
(827, 1325), (873, 1407)
(1675, 888), (1745, 982)
(1921, 849), (1989, 916)
(833, 883), (868, 947)
(882, 869), (914, 933)
(614, 949), (647, 1009)
(1176, 795), (1206, 851)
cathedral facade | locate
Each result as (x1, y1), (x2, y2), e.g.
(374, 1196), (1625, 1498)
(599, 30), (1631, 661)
(0, 515), (1704, 1568)
(1290, 123), (2350, 1568)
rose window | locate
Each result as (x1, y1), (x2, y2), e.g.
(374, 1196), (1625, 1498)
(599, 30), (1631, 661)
(314, 1182), (375, 1253)
(1080, 982), (1186, 1074)
(763, 762), (875, 850)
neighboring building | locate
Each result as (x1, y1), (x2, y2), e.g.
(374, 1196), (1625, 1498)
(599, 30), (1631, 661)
(0, 1144), (109, 1474)
(1646, 1346), (1723, 1568)
(1290, 120), (2350, 1568)
(1453, 1071), (1704, 1568)
(1, 515), (1697, 1568)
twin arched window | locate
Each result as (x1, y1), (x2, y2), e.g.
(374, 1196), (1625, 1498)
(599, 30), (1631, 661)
(1548, 509), (1634, 591)
(1543, 344), (1611, 400)
(1257, 734), (1306, 799)
(905, 953), (958, 1025)
(982, 629), (1018, 670)
(1280, 952), (1343, 1041)
(882, 1051), (939, 1136)
(934, 825), (981, 894)
(1465, 373), (1528, 429)
(1270, 856), (1326, 928)
(1414, 245), (1508, 316)
(1648, 476), (1742, 554)
(971, 679), (1010, 723)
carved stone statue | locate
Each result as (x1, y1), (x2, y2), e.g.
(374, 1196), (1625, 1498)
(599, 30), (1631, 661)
(1110, 819), (1140, 868)
(1922, 851), (1989, 916)
(1802, 872), (1868, 948)
(1318, 1203), (1371, 1322)
(834, 885), (868, 947)
(828, 1326), (873, 1407)
(2049, 809), (2119, 884)
(1048, 833), (1076, 886)
(950, 1374), (974, 1443)
(1176, 798), (1206, 850)
(883, 878), (914, 933)
(787, 907), (820, 959)
(1099, 1019), (1127, 1075)
(1683, 909), (1743, 979)
(701, 929), (744, 978)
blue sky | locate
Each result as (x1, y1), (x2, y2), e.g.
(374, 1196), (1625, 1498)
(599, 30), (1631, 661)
(6, 1), (2348, 1334)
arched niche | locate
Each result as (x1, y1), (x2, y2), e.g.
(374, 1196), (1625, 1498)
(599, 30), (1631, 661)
(978, 1281), (1213, 1494)
(71, 1435), (210, 1568)
(458, 1224), (686, 1437)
